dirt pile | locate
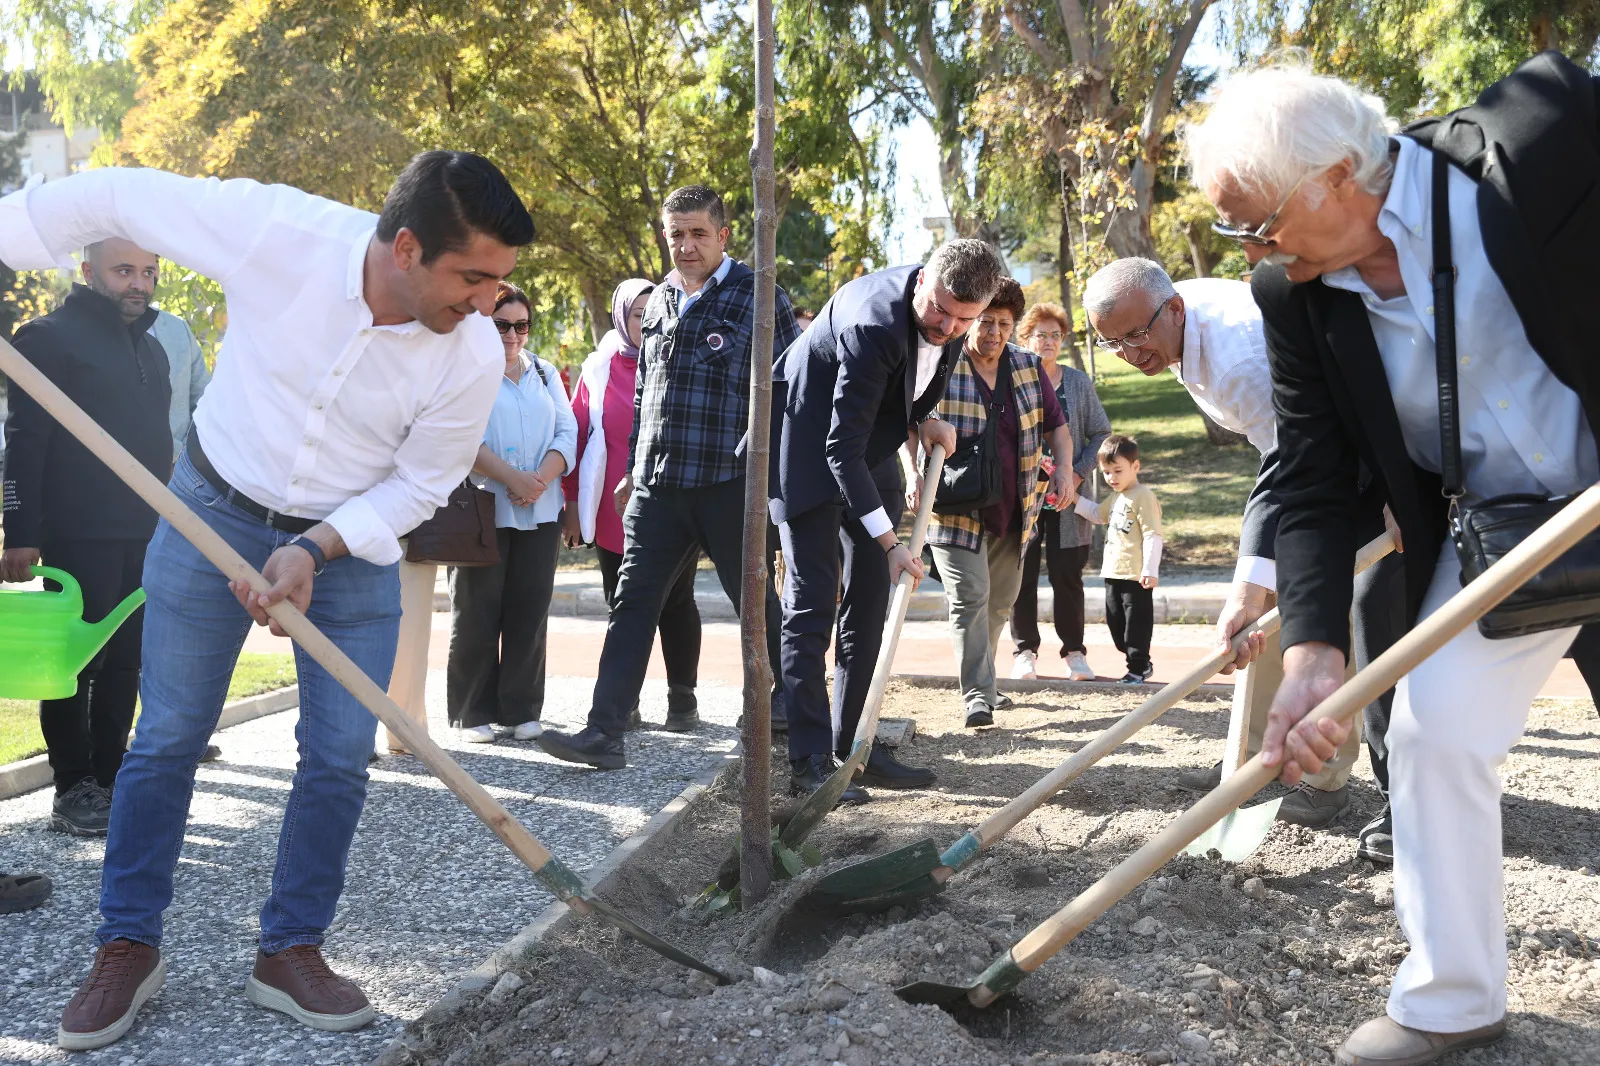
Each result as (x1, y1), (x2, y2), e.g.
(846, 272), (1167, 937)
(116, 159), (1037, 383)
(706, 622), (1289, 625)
(381, 684), (1600, 1066)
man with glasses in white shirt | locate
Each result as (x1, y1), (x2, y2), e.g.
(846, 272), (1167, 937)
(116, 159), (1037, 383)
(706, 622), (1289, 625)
(0, 151), (533, 1050)
(1083, 257), (1365, 829)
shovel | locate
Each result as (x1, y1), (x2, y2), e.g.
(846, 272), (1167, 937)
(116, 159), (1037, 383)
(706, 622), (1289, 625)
(1180, 650), (1281, 861)
(897, 483), (1600, 1008)
(794, 531), (1398, 915)
(764, 444), (947, 860)
(0, 337), (731, 985)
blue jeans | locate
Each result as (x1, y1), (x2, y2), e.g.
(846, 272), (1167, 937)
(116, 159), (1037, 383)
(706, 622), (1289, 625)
(97, 453), (400, 952)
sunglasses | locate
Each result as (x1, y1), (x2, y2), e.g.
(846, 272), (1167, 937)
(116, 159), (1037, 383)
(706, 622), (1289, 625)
(1093, 299), (1168, 351)
(1210, 173), (1309, 246)
(493, 319), (531, 336)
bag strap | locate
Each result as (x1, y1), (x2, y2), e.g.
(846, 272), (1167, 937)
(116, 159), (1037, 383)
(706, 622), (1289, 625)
(1431, 149), (1465, 503)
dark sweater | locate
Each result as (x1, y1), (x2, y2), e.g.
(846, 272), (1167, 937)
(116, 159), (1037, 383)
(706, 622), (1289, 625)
(2, 285), (173, 548)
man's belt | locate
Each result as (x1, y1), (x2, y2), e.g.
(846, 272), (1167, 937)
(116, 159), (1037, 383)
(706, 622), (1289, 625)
(186, 431), (320, 535)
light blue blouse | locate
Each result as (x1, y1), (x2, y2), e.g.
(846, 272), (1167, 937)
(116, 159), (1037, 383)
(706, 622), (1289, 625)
(474, 353), (578, 529)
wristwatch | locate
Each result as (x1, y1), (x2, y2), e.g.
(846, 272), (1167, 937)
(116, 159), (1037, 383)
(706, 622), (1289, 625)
(287, 534), (327, 576)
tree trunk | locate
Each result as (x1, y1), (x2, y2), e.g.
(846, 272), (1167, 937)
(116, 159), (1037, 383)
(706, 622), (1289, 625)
(578, 276), (610, 347)
(1056, 205), (1085, 372)
(1185, 223), (1217, 278)
(739, 0), (778, 909)
(1198, 406), (1248, 446)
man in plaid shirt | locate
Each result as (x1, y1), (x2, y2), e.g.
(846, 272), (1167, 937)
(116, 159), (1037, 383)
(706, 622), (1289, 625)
(540, 185), (797, 768)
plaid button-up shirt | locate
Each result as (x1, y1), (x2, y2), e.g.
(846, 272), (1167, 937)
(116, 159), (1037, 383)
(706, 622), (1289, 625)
(629, 257), (800, 488)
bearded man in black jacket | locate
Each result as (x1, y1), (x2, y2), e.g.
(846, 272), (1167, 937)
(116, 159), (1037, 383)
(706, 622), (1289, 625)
(2, 237), (173, 837)
(1186, 54), (1600, 1066)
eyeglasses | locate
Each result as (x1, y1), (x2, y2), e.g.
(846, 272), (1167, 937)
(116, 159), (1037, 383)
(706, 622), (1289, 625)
(1210, 173), (1308, 246)
(493, 319), (531, 336)
(1093, 299), (1168, 351)
(1030, 329), (1064, 342)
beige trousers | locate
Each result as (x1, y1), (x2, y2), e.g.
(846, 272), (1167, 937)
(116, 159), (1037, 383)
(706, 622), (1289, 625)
(384, 556), (437, 754)
(1240, 615), (1364, 791)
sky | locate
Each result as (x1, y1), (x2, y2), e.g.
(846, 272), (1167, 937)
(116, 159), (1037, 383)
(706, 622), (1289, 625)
(880, 8), (1233, 264)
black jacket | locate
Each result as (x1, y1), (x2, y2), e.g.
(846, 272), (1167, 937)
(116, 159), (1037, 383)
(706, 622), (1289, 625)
(2, 285), (173, 548)
(1256, 51), (1600, 655)
(767, 264), (961, 525)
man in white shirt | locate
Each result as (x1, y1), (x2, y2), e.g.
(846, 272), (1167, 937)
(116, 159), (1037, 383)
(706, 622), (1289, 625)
(0, 151), (533, 1050)
(1083, 258), (1362, 827)
(1189, 57), (1600, 1064)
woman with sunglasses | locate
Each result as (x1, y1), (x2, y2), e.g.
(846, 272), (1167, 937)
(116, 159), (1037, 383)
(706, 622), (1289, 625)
(446, 281), (578, 743)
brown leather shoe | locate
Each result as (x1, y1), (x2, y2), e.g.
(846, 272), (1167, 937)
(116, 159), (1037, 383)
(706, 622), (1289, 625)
(58, 939), (165, 1050)
(245, 946), (374, 1031)
(1336, 1015), (1506, 1065)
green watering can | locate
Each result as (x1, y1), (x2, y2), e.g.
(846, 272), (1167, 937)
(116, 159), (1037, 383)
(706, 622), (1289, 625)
(0, 566), (146, 700)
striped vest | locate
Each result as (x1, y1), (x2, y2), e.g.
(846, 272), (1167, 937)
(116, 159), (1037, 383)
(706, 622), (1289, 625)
(928, 343), (1047, 555)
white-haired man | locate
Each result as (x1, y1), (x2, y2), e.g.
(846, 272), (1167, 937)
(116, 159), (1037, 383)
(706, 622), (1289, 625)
(1081, 258), (1363, 829)
(1188, 54), (1600, 1065)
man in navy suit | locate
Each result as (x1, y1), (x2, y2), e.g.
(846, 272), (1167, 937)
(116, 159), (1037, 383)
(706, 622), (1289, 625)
(771, 239), (1007, 800)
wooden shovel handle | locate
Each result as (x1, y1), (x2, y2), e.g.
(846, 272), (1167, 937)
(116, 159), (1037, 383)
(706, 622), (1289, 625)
(971, 530), (1396, 851)
(849, 443), (947, 749)
(0, 338), (561, 879)
(1005, 489), (1600, 977)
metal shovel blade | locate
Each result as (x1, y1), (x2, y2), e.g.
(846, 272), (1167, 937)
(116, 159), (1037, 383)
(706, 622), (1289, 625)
(581, 895), (733, 985)
(797, 838), (942, 911)
(895, 978), (979, 1006)
(778, 741), (869, 848)
(1180, 797), (1283, 863)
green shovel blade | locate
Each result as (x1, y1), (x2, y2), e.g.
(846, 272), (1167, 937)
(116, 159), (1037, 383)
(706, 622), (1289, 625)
(801, 838), (942, 908)
(1180, 797), (1283, 863)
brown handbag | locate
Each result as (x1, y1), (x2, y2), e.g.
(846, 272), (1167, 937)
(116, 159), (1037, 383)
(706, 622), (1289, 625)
(404, 480), (501, 567)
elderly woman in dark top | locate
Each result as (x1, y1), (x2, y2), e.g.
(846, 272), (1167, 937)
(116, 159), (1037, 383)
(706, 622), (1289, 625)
(1009, 302), (1111, 682)
(922, 279), (1073, 727)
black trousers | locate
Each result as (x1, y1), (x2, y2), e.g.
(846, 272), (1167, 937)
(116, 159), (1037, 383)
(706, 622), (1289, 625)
(1011, 510), (1092, 656)
(1352, 551), (1407, 800)
(1103, 578), (1153, 674)
(1569, 625), (1600, 716)
(38, 538), (147, 794)
(588, 476), (783, 736)
(447, 523), (561, 728)
(596, 544), (700, 691)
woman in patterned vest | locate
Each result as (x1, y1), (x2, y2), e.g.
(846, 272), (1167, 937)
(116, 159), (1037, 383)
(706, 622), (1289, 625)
(922, 279), (1073, 727)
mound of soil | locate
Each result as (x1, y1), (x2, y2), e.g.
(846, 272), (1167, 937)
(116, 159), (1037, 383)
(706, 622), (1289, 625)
(382, 683), (1600, 1066)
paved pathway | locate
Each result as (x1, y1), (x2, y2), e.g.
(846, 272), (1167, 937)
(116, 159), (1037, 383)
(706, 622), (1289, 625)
(0, 672), (740, 1066)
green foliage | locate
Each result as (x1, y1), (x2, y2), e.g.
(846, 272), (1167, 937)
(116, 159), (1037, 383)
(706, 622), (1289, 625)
(697, 826), (824, 914)
(154, 266), (226, 366)
(0, 0), (166, 137)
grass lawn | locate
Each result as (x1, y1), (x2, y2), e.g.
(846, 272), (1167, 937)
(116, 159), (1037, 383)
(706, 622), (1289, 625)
(0, 651), (298, 767)
(1090, 353), (1258, 568)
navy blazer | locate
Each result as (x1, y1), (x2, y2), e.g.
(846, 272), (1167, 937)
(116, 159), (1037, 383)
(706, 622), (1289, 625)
(767, 264), (961, 525)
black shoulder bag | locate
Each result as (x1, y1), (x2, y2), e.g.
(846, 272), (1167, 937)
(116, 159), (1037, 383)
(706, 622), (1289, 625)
(1432, 150), (1600, 638)
(934, 353), (1011, 516)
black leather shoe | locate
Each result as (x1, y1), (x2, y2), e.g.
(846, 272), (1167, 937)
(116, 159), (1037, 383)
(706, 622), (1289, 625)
(857, 747), (935, 789)
(789, 753), (868, 805)
(1176, 761), (1223, 794)
(661, 686), (699, 732)
(1357, 805), (1394, 866)
(625, 702), (644, 731)
(770, 701), (789, 736)
(536, 726), (625, 770)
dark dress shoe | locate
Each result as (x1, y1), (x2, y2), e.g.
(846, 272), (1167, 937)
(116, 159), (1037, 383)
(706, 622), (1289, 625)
(856, 747), (935, 789)
(625, 702), (644, 731)
(662, 686), (700, 732)
(1357, 805), (1394, 866)
(789, 753), (868, 805)
(1176, 761), (1224, 794)
(536, 726), (626, 770)
(770, 701), (789, 736)
(1278, 783), (1351, 828)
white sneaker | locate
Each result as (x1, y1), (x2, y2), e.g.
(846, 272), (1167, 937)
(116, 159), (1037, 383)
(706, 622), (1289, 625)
(458, 725), (495, 744)
(511, 721), (544, 741)
(1066, 650), (1095, 681)
(1010, 650), (1038, 680)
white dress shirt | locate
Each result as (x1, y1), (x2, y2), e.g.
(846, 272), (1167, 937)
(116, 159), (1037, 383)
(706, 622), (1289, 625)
(476, 353), (578, 530)
(1171, 277), (1277, 589)
(1323, 138), (1598, 503)
(861, 335), (944, 540)
(0, 168), (504, 566)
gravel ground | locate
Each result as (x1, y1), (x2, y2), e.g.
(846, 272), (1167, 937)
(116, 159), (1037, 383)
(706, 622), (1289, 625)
(0, 671), (741, 1066)
(387, 683), (1600, 1066)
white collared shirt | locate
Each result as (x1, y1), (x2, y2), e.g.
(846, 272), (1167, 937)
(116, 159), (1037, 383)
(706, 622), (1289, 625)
(671, 253), (733, 316)
(859, 334), (943, 540)
(1324, 138), (1597, 503)
(0, 168), (504, 565)
(1171, 277), (1277, 590)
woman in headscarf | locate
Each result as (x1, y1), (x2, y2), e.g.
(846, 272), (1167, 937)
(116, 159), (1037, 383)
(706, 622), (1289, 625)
(561, 279), (702, 731)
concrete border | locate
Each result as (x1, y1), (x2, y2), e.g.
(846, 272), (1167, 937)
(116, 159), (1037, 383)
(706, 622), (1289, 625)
(0, 685), (299, 802)
(375, 742), (743, 1064)
(891, 672), (1234, 699)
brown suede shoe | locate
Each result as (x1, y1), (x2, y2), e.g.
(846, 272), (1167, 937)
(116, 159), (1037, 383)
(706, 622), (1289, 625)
(1336, 1015), (1506, 1065)
(58, 939), (165, 1050)
(245, 946), (374, 1031)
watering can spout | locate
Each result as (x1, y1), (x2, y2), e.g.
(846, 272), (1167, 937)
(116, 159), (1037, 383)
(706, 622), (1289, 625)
(68, 587), (146, 674)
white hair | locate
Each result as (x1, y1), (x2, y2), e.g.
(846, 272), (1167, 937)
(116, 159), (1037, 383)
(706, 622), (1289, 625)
(1082, 258), (1177, 318)
(1184, 62), (1398, 205)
